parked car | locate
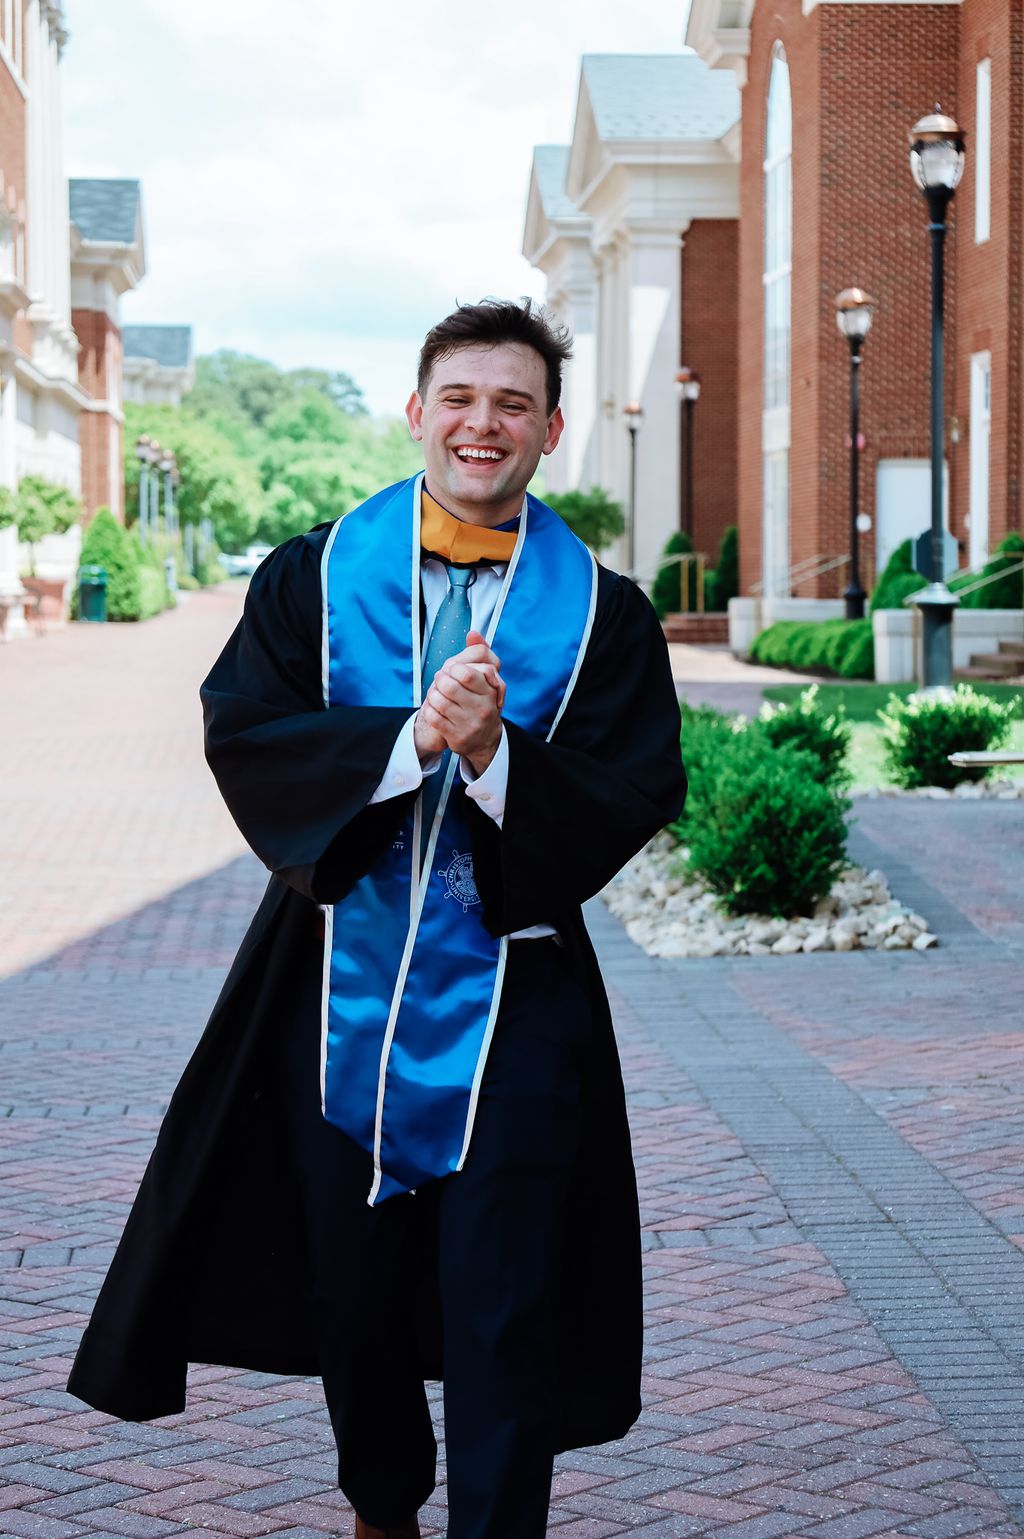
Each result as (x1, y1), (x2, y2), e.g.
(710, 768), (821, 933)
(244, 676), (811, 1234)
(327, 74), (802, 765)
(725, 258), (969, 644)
(222, 543), (274, 578)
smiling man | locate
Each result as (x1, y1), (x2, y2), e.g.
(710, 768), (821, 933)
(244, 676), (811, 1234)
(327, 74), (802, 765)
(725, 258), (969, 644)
(67, 300), (686, 1539)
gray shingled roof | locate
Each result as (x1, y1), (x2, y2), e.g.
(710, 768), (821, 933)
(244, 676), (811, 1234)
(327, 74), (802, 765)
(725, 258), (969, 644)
(69, 178), (141, 244)
(532, 146), (576, 219)
(122, 325), (193, 369)
(581, 54), (739, 141)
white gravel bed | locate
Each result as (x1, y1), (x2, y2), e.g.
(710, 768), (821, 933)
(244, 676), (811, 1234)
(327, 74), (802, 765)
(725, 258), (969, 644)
(856, 779), (1024, 800)
(603, 835), (939, 959)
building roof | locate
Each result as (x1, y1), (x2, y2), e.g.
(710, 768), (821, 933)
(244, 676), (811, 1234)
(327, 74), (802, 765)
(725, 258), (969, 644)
(532, 146), (575, 219)
(122, 325), (193, 368)
(69, 178), (142, 244)
(580, 53), (739, 141)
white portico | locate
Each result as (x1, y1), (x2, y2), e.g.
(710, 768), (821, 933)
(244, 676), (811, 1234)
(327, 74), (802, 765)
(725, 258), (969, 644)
(523, 55), (739, 584)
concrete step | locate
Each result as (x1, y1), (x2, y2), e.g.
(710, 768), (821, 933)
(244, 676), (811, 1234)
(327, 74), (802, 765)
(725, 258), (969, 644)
(966, 651), (1024, 676)
(663, 613), (729, 645)
(997, 639), (1024, 657)
(955, 662), (1024, 682)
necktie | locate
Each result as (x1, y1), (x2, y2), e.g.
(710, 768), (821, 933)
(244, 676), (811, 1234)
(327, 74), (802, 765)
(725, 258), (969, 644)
(419, 562), (477, 854)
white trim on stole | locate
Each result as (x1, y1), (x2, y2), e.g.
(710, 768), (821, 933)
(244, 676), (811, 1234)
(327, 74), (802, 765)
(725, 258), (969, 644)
(318, 516), (345, 1114)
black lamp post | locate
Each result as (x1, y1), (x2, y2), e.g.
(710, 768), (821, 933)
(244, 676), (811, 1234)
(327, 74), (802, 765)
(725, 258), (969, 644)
(909, 107), (966, 688)
(622, 401), (644, 574)
(674, 367), (701, 542)
(835, 289), (876, 620)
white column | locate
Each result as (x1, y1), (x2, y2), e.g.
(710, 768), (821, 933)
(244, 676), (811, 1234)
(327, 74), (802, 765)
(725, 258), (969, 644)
(625, 226), (682, 586)
(563, 269), (598, 491)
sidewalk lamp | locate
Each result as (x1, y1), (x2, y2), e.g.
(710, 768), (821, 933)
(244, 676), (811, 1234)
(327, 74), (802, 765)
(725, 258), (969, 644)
(674, 367), (701, 542)
(909, 107), (966, 687)
(835, 289), (876, 620)
(149, 439), (163, 535)
(159, 449), (176, 536)
(134, 435), (154, 545)
(622, 401), (644, 574)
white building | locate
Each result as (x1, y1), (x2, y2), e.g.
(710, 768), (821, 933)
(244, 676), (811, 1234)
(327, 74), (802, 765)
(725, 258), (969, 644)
(123, 325), (194, 407)
(523, 54), (740, 584)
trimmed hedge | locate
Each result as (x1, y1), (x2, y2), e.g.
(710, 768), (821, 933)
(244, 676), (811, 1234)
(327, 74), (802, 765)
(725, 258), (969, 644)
(879, 685), (1016, 789)
(757, 684), (851, 788)
(870, 538), (925, 614)
(74, 508), (141, 620)
(749, 618), (874, 679)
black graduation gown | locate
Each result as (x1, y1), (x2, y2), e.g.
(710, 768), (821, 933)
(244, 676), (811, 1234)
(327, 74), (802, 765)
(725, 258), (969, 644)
(66, 522), (686, 1453)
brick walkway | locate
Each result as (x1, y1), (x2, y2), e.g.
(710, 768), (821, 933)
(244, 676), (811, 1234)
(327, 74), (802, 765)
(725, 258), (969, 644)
(2, 596), (1024, 1537)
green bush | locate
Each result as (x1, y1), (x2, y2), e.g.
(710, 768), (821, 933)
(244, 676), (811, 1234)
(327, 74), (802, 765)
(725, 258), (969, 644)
(879, 684), (1016, 789)
(956, 531), (1024, 609)
(74, 507), (141, 621)
(749, 618), (874, 678)
(712, 524), (739, 611)
(757, 684), (851, 788)
(652, 531), (695, 618)
(870, 539), (926, 613)
(682, 731), (850, 917)
(546, 486), (625, 552)
(675, 703), (748, 825)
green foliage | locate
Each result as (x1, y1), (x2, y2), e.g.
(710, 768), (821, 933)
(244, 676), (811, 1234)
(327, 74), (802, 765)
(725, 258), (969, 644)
(652, 531), (695, 619)
(138, 564), (173, 618)
(681, 729), (850, 917)
(188, 351), (366, 429)
(545, 486), (625, 552)
(956, 531), (1024, 609)
(870, 538), (926, 613)
(757, 684), (851, 788)
(749, 618), (874, 679)
(76, 507), (141, 621)
(711, 524), (739, 611)
(15, 475), (82, 573)
(879, 684), (1016, 789)
(0, 486), (15, 529)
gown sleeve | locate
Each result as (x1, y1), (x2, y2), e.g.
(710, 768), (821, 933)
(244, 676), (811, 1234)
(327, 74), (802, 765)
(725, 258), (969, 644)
(200, 528), (415, 904)
(468, 571), (686, 937)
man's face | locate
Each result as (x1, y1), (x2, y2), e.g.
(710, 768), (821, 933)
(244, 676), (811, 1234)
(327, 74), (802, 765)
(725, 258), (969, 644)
(405, 342), (564, 524)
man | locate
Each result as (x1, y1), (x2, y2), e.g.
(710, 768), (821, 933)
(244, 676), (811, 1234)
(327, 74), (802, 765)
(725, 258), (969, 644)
(68, 299), (686, 1538)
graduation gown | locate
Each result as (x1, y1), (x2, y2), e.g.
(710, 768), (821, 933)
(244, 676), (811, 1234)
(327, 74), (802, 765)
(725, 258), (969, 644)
(66, 522), (686, 1452)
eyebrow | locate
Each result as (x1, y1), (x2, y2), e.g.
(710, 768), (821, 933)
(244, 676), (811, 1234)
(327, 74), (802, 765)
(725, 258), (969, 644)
(436, 382), (539, 405)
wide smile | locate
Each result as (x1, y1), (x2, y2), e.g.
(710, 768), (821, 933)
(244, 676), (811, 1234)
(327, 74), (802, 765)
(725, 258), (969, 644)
(450, 445), (510, 467)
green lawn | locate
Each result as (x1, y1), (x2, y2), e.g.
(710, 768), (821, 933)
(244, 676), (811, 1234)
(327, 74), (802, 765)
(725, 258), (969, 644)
(761, 682), (1024, 790)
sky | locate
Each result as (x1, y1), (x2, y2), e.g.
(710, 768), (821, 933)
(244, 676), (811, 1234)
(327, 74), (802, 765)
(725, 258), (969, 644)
(62, 0), (691, 414)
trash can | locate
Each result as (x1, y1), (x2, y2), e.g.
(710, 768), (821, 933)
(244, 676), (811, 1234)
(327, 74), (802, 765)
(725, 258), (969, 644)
(78, 564), (107, 623)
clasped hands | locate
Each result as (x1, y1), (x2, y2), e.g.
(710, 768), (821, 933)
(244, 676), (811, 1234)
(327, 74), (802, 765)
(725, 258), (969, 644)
(414, 628), (505, 777)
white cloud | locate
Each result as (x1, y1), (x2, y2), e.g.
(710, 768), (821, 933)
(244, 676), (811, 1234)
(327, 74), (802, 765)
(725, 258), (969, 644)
(64, 0), (691, 413)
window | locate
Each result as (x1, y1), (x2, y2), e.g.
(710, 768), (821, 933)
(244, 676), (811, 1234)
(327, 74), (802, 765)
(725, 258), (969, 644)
(762, 46), (792, 595)
(976, 58), (991, 244)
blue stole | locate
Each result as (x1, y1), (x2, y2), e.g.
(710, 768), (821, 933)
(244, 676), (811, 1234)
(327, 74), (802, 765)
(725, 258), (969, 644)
(320, 473), (598, 1204)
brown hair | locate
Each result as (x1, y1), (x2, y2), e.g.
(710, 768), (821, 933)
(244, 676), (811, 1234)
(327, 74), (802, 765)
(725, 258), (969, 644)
(417, 298), (573, 414)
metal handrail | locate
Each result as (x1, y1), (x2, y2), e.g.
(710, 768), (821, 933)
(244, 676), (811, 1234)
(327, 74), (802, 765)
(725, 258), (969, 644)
(749, 551), (851, 597)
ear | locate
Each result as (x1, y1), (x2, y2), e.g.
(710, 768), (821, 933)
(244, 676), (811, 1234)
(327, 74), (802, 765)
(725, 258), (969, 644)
(405, 391), (424, 441)
(542, 406), (565, 457)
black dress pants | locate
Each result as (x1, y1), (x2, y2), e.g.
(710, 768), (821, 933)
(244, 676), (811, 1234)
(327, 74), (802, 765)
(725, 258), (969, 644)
(274, 936), (592, 1539)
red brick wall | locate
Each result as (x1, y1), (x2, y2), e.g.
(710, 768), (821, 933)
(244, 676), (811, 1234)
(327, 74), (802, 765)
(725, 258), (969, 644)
(740, 1), (961, 596)
(680, 218), (739, 567)
(955, 0), (1022, 551)
(72, 309), (124, 522)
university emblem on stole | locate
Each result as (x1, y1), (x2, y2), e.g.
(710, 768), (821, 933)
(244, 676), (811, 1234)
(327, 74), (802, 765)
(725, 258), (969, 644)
(437, 849), (481, 912)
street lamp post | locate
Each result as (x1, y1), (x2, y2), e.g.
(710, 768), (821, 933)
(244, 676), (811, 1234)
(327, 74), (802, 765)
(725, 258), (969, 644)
(835, 289), (876, 620)
(909, 107), (966, 687)
(622, 401), (644, 575)
(149, 440), (163, 535)
(674, 367), (701, 542)
(159, 451), (175, 535)
(134, 435), (153, 545)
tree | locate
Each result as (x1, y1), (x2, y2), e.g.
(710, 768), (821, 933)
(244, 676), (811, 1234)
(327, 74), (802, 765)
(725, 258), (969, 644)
(125, 403), (262, 554)
(286, 367), (367, 416)
(545, 487), (625, 552)
(0, 486), (15, 530)
(16, 475), (81, 574)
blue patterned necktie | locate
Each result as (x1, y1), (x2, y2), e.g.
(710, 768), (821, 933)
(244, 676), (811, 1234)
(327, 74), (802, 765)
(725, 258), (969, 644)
(420, 562), (477, 852)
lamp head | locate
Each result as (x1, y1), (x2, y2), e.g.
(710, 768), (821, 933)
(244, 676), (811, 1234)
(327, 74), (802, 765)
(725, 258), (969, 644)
(909, 108), (966, 195)
(835, 287), (877, 342)
(674, 366), (702, 403)
(622, 400), (645, 432)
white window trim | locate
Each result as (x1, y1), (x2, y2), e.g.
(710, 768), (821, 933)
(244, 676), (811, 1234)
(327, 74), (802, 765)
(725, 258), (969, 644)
(975, 58), (991, 245)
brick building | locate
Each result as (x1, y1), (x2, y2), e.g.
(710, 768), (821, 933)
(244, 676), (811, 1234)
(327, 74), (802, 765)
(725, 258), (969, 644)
(526, 4), (1020, 606)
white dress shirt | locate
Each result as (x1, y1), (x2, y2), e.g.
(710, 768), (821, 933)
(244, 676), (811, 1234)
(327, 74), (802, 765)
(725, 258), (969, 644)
(369, 553), (555, 940)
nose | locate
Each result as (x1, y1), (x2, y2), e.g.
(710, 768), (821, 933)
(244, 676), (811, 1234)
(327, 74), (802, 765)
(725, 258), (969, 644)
(463, 397), (501, 436)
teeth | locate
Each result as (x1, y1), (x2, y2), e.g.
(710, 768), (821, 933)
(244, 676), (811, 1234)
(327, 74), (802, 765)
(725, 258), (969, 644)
(456, 448), (504, 461)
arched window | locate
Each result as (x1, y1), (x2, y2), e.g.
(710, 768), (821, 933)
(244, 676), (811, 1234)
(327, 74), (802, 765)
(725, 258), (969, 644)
(762, 46), (792, 597)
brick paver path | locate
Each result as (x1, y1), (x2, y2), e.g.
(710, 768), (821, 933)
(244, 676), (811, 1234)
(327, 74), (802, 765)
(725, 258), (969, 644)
(3, 595), (1024, 1538)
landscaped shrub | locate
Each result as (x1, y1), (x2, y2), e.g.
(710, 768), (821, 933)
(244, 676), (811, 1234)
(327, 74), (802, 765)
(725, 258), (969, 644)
(749, 618), (874, 678)
(546, 486), (625, 552)
(675, 703), (747, 827)
(870, 539), (926, 613)
(879, 684), (1016, 789)
(956, 531), (1024, 609)
(74, 507), (141, 620)
(757, 684), (851, 788)
(682, 731), (850, 916)
(652, 531), (695, 618)
(711, 524), (739, 612)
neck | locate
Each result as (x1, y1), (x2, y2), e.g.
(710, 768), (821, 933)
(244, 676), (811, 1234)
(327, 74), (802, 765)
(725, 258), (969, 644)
(426, 488), (523, 527)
